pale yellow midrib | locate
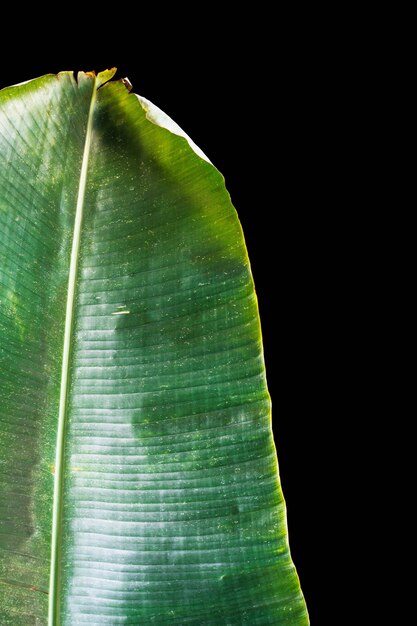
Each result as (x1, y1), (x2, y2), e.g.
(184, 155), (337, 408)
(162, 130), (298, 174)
(48, 77), (97, 626)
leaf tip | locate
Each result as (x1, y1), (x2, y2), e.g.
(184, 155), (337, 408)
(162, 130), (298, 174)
(96, 67), (118, 88)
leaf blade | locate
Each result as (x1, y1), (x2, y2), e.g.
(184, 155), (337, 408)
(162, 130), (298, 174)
(0, 73), (308, 625)
(0, 71), (93, 625)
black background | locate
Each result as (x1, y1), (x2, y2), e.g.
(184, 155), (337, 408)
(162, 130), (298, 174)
(1, 32), (325, 621)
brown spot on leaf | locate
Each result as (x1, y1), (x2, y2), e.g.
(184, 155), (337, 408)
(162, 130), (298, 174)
(121, 77), (133, 92)
(30, 585), (48, 595)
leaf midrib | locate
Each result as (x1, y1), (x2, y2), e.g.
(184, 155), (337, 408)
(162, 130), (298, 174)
(48, 75), (97, 626)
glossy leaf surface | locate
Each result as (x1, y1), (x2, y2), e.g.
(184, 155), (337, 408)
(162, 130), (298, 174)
(0, 70), (308, 625)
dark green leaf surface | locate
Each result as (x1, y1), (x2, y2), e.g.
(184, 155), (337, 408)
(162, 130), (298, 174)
(0, 71), (308, 625)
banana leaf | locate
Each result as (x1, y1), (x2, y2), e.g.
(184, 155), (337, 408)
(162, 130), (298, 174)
(0, 69), (308, 625)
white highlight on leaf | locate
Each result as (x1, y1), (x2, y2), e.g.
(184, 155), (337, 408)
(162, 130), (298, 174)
(137, 95), (211, 163)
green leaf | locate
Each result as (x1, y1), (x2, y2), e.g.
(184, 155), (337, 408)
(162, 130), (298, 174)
(0, 70), (308, 625)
